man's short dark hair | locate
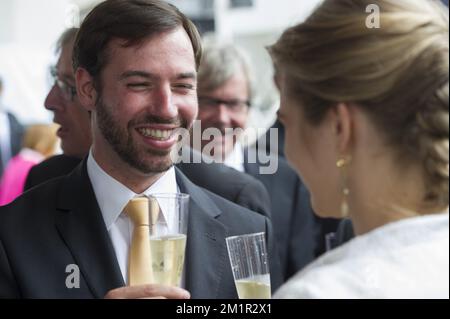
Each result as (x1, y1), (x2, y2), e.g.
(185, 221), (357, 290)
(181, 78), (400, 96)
(73, 0), (202, 86)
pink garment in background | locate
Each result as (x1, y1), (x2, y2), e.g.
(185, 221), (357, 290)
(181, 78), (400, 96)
(0, 148), (45, 206)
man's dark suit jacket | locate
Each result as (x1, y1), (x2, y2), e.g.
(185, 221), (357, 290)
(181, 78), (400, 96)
(0, 161), (282, 298)
(243, 148), (317, 279)
(25, 155), (271, 220)
(257, 119), (285, 158)
(24, 155), (81, 191)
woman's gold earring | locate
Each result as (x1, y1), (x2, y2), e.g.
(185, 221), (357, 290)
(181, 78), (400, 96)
(336, 157), (351, 217)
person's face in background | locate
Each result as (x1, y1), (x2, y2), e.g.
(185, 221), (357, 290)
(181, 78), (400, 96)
(197, 67), (250, 161)
(77, 28), (198, 176)
(44, 41), (92, 159)
(276, 70), (342, 219)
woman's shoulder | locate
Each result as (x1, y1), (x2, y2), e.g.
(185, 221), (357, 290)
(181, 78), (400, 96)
(274, 246), (379, 298)
(274, 213), (449, 299)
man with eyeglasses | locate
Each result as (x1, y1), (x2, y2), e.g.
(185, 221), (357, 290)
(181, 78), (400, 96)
(192, 43), (319, 280)
(45, 29), (92, 160)
(194, 44), (252, 168)
(22, 29), (93, 186)
(196, 94), (251, 169)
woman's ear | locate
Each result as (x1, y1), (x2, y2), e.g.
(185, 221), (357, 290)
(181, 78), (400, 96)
(75, 68), (98, 112)
(333, 102), (353, 154)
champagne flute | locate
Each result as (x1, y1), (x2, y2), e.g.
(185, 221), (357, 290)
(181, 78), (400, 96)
(226, 232), (271, 299)
(148, 193), (189, 287)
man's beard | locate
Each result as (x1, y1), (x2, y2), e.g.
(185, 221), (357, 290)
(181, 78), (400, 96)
(96, 96), (186, 175)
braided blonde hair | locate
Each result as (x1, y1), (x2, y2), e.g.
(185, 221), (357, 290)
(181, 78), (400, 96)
(270, 0), (449, 208)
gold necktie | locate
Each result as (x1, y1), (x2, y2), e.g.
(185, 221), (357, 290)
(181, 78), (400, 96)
(124, 197), (159, 286)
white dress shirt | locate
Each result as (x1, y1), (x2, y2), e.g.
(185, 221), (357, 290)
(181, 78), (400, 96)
(274, 211), (449, 299)
(223, 142), (245, 173)
(87, 150), (179, 284)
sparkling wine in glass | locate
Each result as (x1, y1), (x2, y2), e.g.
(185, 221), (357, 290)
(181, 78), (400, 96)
(226, 232), (271, 299)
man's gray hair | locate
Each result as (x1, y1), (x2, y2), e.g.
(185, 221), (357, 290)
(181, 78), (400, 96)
(198, 41), (255, 104)
(55, 28), (79, 54)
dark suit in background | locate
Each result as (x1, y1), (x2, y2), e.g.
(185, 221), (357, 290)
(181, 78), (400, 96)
(24, 155), (81, 191)
(335, 218), (355, 247)
(177, 160), (271, 219)
(0, 161), (282, 298)
(258, 119), (285, 158)
(0, 112), (24, 177)
(7, 113), (23, 158)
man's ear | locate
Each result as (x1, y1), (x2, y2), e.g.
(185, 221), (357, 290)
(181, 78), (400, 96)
(75, 68), (98, 112)
(332, 102), (353, 154)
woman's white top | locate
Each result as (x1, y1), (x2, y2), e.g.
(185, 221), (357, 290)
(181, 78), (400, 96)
(274, 212), (449, 299)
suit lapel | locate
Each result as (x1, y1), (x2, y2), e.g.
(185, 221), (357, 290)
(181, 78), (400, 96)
(55, 160), (124, 298)
(176, 169), (229, 299)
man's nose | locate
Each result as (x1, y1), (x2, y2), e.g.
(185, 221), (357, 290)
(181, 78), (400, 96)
(44, 85), (65, 112)
(216, 103), (231, 125)
(150, 85), (178, 119)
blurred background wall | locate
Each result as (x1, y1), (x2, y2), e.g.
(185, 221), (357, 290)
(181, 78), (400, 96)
(0, 0), (72, 124)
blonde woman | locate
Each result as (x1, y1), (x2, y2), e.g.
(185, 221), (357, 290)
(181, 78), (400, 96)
(0, 124), (58, 205)
(270, 0), (449, 298)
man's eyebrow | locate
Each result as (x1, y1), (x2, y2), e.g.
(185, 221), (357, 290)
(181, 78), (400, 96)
(119, 71), (196, 81)
(119, 70), (157, 80)
(176, 72), (197, 80)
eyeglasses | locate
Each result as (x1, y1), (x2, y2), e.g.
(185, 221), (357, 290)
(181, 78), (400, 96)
(50, 66), (77, 102)
(198, 96), (251, 113)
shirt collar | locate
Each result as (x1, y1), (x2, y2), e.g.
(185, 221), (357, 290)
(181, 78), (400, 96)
(87, 150), (178, 231)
